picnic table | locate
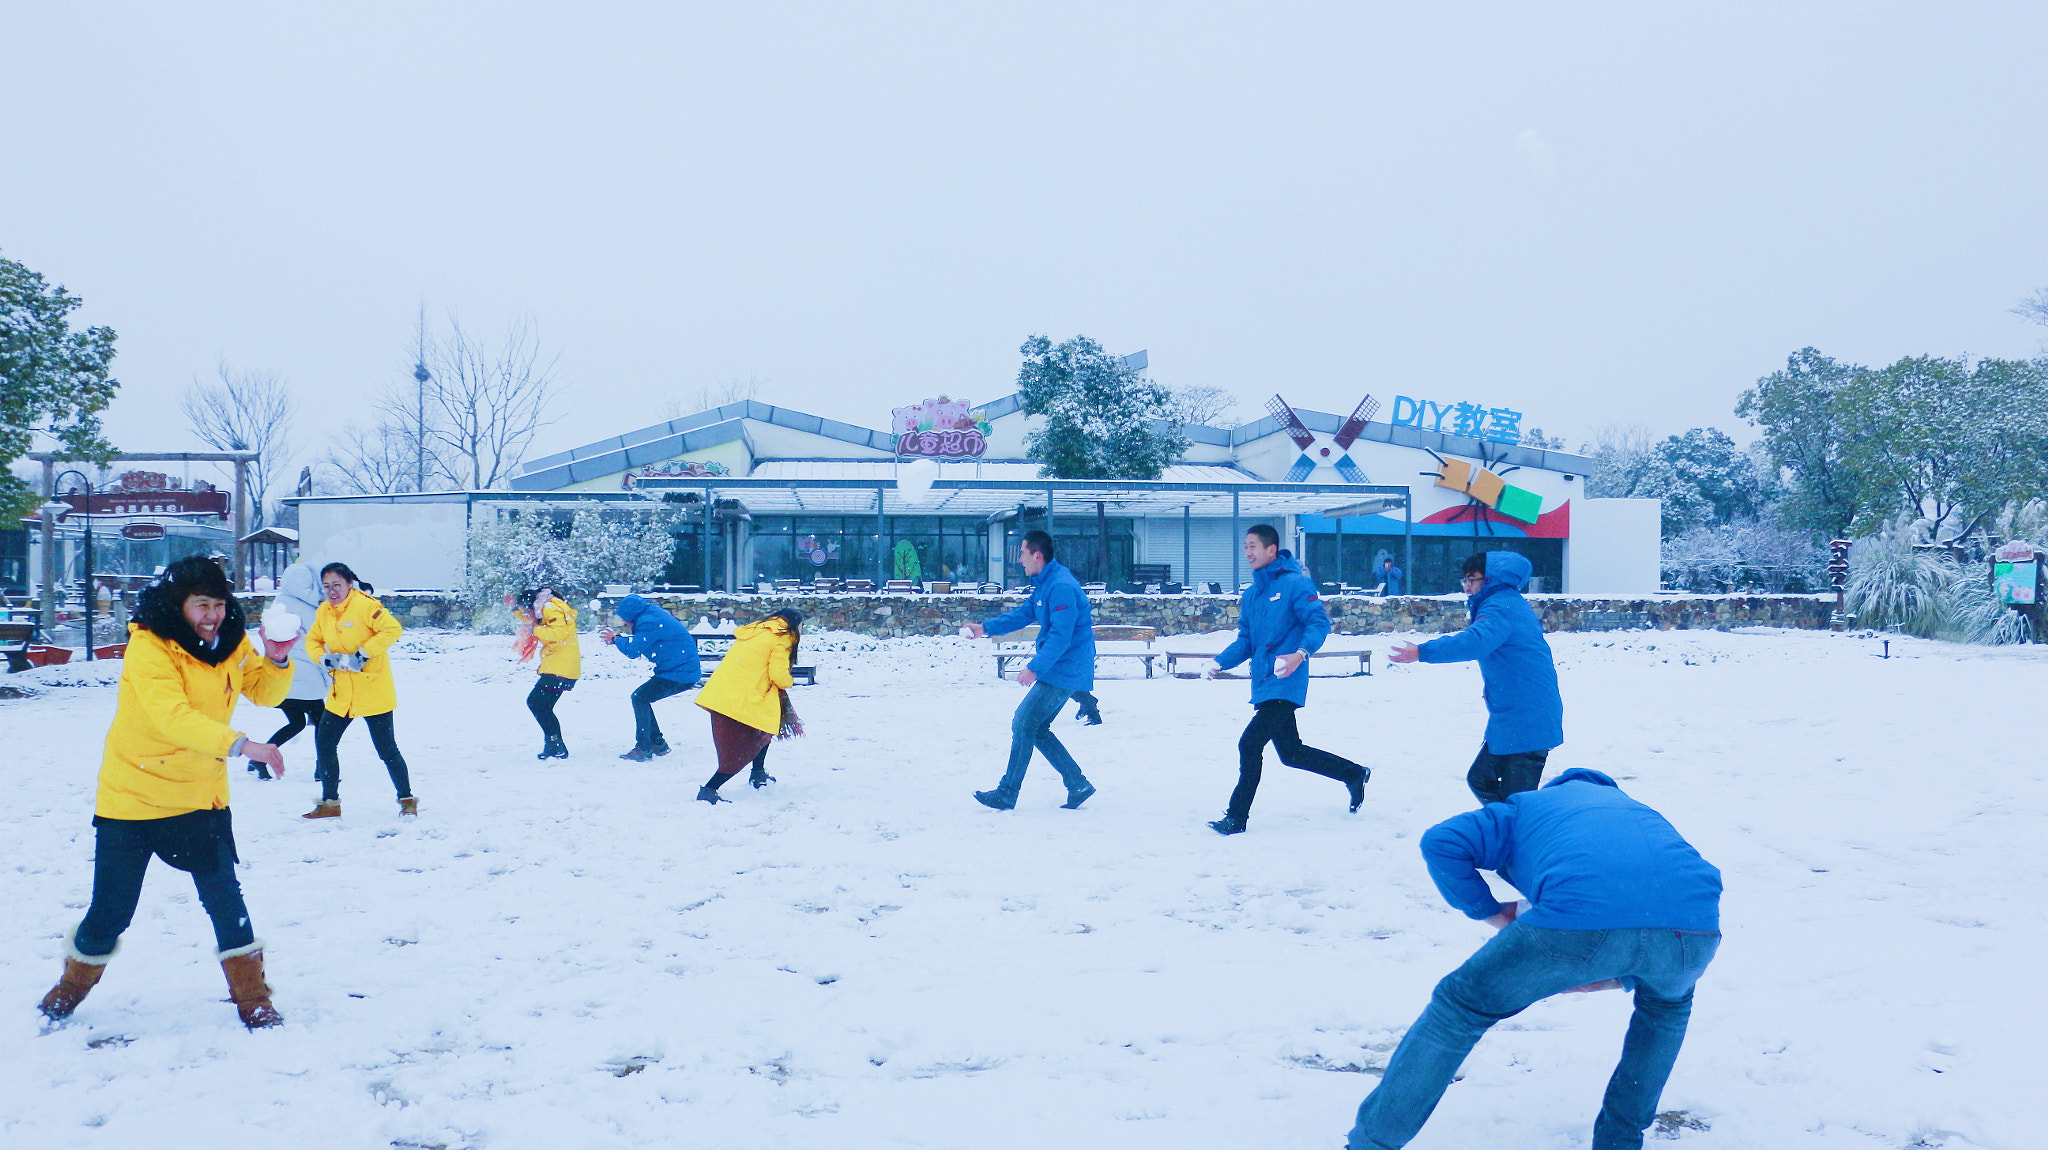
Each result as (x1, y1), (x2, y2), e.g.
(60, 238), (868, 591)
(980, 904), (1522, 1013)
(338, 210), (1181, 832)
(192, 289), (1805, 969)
(990, 625), (1161, 679)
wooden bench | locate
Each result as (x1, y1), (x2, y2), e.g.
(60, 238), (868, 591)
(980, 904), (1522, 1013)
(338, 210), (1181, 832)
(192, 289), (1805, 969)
(0, 620), (35, 675)
(1164, 648), (1373, 677)
(990, 625), (1161, 679)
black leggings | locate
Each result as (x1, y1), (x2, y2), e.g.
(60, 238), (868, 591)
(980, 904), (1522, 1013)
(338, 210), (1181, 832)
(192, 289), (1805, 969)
(527, 674), (575, 741)
(1466, 744), (1549, 806)
(1227, 700), (1366, 821)
(267, 698), (325, 747)
(314, 709), (413, 803)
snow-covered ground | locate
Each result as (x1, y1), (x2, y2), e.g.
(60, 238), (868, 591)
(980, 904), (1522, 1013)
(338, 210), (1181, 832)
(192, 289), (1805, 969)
(2, 627), (2041, 1150)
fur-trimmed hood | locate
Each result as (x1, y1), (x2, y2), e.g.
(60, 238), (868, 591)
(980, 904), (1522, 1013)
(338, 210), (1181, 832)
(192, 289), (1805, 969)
(134, 563), (247, 666)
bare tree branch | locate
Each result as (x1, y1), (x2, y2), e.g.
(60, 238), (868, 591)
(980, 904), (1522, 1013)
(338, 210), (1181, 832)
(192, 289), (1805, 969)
(319, 420), (421, 495)
(423, 315), (563, 489)
(662, 375), (770, 421)
(181, 363), (295, 525)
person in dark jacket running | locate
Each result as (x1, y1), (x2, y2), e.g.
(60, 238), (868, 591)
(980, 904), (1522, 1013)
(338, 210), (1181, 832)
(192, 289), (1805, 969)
(599, 595), (703, 761)
(961, 531), (1097, 810)
(1391, 551), (1563, 805)
(1344, 768), (1722, 1149)
(1205, 525), (1369, 835)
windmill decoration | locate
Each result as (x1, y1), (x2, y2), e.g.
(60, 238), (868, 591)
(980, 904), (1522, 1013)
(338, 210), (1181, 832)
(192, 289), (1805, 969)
(1422, 444), (1543, 531)
(1266, 394), (1379, 483)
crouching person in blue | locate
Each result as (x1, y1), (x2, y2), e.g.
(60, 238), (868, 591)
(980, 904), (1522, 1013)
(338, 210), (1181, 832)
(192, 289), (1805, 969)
(1206, 524), (1369, 835)
(1391, 551), (1562, 805)
(1346, 768), (1723, 1149)
(960, 530), (1097, 811)
(599, 595), (703, 761)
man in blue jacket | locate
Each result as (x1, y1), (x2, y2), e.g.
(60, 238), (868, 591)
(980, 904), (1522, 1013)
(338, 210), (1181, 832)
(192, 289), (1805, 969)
(1391, 551), (1563, 805)
(599, 595), (703, 762)
(962, 531), (1097, 810)
(1346, 768), (1722, 1149)
(1205, 525), (1370, 835)
(1378, 557), (1403, 596)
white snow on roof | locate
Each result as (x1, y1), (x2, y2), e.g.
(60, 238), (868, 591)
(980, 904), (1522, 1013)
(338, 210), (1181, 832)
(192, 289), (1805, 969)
(745, 460), (1255, 483)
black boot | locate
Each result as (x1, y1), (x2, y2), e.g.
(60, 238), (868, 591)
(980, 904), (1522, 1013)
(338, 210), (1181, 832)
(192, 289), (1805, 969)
(749, 764), (775, 788)
(698, 772), (732, 803)
(1208, 815), (1247, 835)
(1347, 766), (1371, 813)
(537, 736), (568, 761)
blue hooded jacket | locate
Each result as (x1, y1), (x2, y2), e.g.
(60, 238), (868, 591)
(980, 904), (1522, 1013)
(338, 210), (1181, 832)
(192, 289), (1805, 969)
(983, 559), (1095, 691)
(1213, 550), (1329, 708)
(1420, 768), (1722, 931)
(1417, 551), (1563, 754)
(613, 595), (703, 684)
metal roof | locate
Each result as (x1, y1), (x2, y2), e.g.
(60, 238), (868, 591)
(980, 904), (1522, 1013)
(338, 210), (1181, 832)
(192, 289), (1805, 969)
(633, 474), (1409, 519)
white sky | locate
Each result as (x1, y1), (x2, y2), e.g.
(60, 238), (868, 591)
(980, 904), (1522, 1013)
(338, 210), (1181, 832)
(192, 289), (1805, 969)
(7, 0), (2047, 486)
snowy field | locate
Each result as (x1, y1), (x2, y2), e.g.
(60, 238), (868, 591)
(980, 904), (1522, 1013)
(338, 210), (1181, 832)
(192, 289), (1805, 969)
(2, 626), (2042, 1150)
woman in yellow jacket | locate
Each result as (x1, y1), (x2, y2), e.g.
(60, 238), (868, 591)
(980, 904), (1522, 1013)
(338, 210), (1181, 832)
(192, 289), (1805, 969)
(39, 557), (294, 1030)
(303, 562), (415, 818)
(515, 586), (580, 759)
(693, 609), (803, 803)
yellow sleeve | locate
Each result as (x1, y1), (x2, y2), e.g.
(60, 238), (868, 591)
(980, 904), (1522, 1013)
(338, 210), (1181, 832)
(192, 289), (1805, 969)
(361, 603), (404, 658)
(768, 635), (794, 690)
(305, 609), (330, 662)
(533, 603), (576, 644)
(237, 637), (293, 710)
(127, 636), (241, 756)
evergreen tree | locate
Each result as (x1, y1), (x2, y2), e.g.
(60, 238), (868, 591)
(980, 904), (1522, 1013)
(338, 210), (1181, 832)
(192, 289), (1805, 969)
(1015, 334), (1187, 479)
(1736, 348), (1865, 537)
(0, 253), (119, 517)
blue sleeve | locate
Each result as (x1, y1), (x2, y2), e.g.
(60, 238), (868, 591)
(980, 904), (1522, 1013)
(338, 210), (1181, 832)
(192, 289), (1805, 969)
(1418, 599), (1511, 664)
(1291, 580), (1330, 654)
(1027, 585), (1081, 676)
(615, 631), (652, 659)
(1212, 596), (1254, 669)
(1420, 807), (1515, 920)
(983, 600), (1037, 636)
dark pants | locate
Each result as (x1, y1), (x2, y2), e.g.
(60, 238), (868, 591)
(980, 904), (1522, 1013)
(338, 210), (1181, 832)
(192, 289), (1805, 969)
(75, 816), (254, 956)
(1227, 700), (1367, 821)
(315, 709), (413, 802)
(631, 677), (694, 749)
(1467, 744), (1550, 806)
(1071, 690), (1100, 718)
(527, 674), (575, 741)
(267, 698), (325, 747)
(709, 710), (774, 776)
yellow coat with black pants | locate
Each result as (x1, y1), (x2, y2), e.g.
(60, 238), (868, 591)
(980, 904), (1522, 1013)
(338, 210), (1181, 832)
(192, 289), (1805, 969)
(304, 588), (414, 804)
(696, 617), (795, 783)
(525, 598), (580, 755)
(72, 618), (291, 964)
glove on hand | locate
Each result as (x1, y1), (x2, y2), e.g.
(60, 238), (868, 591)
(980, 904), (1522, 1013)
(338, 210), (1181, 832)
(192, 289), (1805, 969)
(320, 653), (343, 670)
(341, 653), (368, 672)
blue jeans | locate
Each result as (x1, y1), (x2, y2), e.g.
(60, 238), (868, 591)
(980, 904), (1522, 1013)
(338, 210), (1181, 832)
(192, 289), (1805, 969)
(992, 681), (1091, 799)
(1349, 923), (1721, 1150)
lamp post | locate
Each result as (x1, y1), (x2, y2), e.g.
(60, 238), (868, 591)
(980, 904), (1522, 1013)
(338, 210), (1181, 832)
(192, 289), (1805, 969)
(48, 469), (95, 660)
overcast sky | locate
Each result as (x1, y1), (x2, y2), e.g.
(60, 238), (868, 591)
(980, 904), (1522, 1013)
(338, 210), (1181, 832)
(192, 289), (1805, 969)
(8, 1), (2047, 488)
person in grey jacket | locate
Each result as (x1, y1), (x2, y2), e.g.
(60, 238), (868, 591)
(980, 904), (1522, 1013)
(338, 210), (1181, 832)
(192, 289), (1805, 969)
(254, 563), (329, 779)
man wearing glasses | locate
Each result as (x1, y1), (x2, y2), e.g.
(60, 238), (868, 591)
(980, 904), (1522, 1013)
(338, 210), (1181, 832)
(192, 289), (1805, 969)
(1390, 552), (1562, 806)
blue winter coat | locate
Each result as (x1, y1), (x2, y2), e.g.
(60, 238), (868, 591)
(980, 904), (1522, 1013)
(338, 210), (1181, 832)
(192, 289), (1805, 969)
(983, 560), (1095, 692)
(1381, 564), (1404, 596)
(1420, 768), (1722, 931)
(613, 595), (703, 684)
(1214, 551), (1328, 708)
(1417, 551), (1562, 754)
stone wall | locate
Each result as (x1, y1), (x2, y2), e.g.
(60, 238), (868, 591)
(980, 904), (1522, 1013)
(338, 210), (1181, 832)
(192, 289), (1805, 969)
(238, 591), (1835, 637)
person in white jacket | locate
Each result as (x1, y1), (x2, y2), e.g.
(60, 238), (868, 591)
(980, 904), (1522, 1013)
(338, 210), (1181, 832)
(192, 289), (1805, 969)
(251, 563), (330, 779)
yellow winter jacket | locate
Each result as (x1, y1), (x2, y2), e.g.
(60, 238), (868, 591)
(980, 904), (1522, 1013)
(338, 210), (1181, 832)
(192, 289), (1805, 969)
(695, 618), (794, 734)
(305, 589), (403, 717)
(534, 598), (581, 679)
(97, 624), (291, 820)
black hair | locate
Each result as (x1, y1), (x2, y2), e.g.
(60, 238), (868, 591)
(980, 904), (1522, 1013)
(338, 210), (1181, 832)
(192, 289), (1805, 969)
(1020, 530), (1055, 561)
(320, 561), (373, 596)
(135, 556), (245, 665)
(1461, 553), (1490, 577)
(767, 608), (804, 664)
(1245, 523), (1280, 549)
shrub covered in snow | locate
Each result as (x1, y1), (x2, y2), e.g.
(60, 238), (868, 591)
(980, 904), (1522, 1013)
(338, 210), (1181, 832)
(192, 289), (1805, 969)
(463, 503), (679, 627)
(1845, 518), (2030, 644)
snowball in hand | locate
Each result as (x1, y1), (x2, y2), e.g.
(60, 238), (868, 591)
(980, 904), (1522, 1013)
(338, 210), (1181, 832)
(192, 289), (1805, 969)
(958, 626), (975, 638)
(260, 605), (301, 643)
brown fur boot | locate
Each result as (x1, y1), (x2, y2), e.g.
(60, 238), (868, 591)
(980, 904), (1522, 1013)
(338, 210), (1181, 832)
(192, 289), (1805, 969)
(302, 800), (340, 819)
(39, 934), (116, 1021)
(219, 941), (282, 1029)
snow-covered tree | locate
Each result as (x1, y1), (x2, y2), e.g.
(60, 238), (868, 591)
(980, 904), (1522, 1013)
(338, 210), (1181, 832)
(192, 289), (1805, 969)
(463, 503), (679, 625)
(1016, 334), (1187, 480)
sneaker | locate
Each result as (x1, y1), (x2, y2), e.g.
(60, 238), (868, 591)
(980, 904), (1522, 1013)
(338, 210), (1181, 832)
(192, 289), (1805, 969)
(619, 747), (655, 762)
(973, 789), (1016, 811)
(1208, 815), (1246, 835)
(302, 800), (340, 820)
(650, 740), (672, 758)
(1076, 709), (1102, 726)
(1061, 782), (1096, 810)
(1348, 766), (1371, 813)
